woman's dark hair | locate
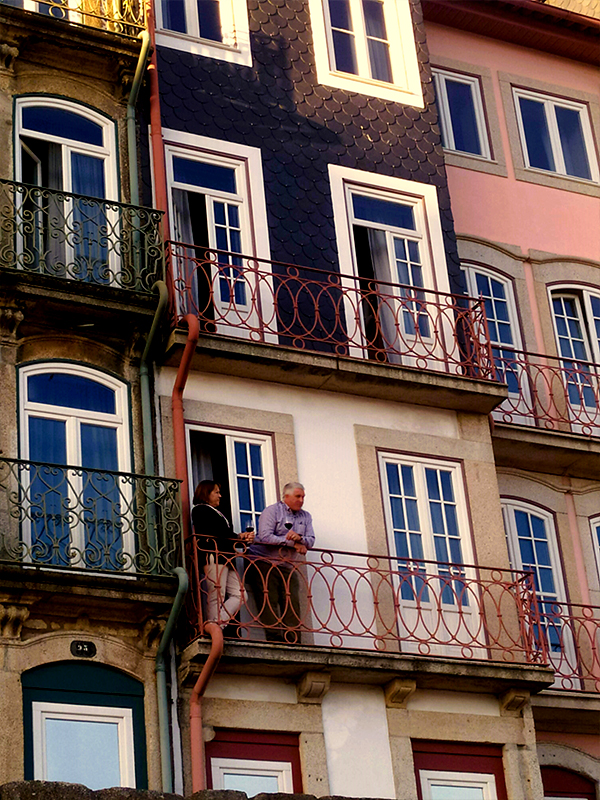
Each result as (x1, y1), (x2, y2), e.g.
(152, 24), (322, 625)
(193, 480), (220, 505)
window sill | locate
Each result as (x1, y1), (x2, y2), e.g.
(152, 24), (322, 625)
(321, 70), (424, 107)
(155, 29), (252, 65)
(443, 149), (508, 177)
(513, 164), (600, 197)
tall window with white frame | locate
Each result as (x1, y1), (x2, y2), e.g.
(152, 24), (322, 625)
(550, 288), (600, 428)
(433, 68), (491, 159)
(308, 0), (422, 104)
(19, 363), (131, 571)
(15, 98), (118, 282)
(513, 88), (599, 182)
(590, 515), (600, 586)
(187, 425), (277, 533)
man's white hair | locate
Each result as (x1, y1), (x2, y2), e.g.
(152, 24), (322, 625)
(282, 481), (305, 497)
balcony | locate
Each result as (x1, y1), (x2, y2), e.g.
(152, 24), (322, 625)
(0, 0), (145, 36)
(539, 602), (600, 693)
(170, 244), (498, 380)
(0, 458), (182, 576)
(0, 180), (165, 295)
(185, 542), (549, 667)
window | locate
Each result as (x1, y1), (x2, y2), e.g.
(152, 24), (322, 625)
(549, 288), (600, 428)
(462, 264), (530, 424)
(205, 730), (302, 792)
(308, 0), (423, 105)
(413, 742), (508, 800)
(433, 69), (490, 159)
(187, 425), (277, 532)
(156, 0), (251, 65)
(502, 499), (576, 679)
(165, 131), (272, 336)
(19, 363), (132, 570)
(329, 165), (450, 363)
(23, 662), (147, 789)
(513, 88), (599, 183)
(32, 702), (135, 789)
(591, 515), (600, 584)
(420, 770), (497, 800)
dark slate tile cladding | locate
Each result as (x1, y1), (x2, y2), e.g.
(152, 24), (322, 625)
(156, 0), (464, 293)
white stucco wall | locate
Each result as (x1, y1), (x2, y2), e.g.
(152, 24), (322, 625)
(321, 683), (396, 798)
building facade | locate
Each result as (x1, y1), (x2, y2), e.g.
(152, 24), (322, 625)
(0, 0), (598, 797)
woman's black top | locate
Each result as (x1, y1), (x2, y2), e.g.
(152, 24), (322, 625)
(192, 503), (238, 565)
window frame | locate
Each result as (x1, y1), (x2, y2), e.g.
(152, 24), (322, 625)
(307, 0), (423, 106)
(513, 87), (599, 184)
(548, 284), (600, 365)
(419, 769), (498, 800)
(412, 741), (508, 800)
(155, 0), (251, 65)
(32, 701), (135, 788)
(329, 165), (450, 294)
(499, 72), (600, 197)
(432, 67), (491, 161)
(590, 514), (600, 586)
(15, 96), (119, 201)
(378, 451), (475, 570)
(210, 757), (294, 790)
(19, 362), (131, 473)
(186, 423), (278, 533)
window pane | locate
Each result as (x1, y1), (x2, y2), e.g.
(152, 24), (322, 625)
(28, 417), (67, 464)
(22, 107), (103, 147)
(222, 773), (280, 791)
(173, 157), (236, 193)
(519, 97), (555, 172)
(363, 0), (386, 38)
(28, 374), (116, 413)
(329, 0), (352, 28)
(352, 195), (415, 229)
(45, 718), (121, 790)
(331, 30), (358, 74)
(445, 80), (482, 155)
(80, 425), (119, 471)
(555, 105), (591, 180)
(430, 786), (485, 800)
(368, 39), (392, 83)
(71, 153), (106, 199)
(162, 0), (187, 31)
(197, 0), (222, 41)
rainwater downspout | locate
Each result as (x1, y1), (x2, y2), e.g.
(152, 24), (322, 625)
(155, 566), (189, 793)
(127, 29), (151, 208)
(190, 622), (223, 791)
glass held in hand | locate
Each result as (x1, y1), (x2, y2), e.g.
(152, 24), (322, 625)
(245, 523), (255, 534)
(284, 522), (293, 531)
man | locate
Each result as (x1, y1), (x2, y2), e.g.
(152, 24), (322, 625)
(245, 482), (315, 643)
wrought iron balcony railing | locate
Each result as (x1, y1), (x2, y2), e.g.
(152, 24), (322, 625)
(0, 0), (145, 36)
(539, 601), (600, 692)
(492, 348), (600, 437)
(185, 541), (548, 666)
(0, 180), (165, 294)
(170, 243), (498, 379)
(0, 458), (182, 576)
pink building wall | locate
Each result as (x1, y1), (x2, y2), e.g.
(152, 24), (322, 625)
(425, 23), (600, 263)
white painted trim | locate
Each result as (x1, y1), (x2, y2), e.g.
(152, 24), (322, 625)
(32, 701), (135, 788)
(328, 164), (450, 295)
(512, 87), (599, 183)
(210, 757), (293, 790)
(419, 769), (497, 800)
(155, 0), (252, 66)
(432, 68), (491, 161)
(186, 423), (278, 532)
(307, 0), (423, 107)
(15, 96), (119, 202)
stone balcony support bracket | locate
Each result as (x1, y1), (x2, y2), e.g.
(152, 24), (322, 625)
(384, 677), (417, 708)
(296, 671), (331, 704)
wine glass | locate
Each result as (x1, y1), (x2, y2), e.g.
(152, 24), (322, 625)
(284, 522), (293, 531)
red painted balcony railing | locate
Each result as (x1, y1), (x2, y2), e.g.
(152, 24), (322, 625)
(170, 243), (498, 379)
(492, 348), (600, 436)
(185, 542), (548, 666)
(539, 602), (600, 692)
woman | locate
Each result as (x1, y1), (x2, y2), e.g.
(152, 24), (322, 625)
(192, 480), (254, 627)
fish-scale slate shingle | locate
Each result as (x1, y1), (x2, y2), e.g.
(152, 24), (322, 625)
(156, 0), (464, 291)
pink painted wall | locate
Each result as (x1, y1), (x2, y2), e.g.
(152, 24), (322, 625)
(425, 23), (600, 263)
(536, 730), (600, 759)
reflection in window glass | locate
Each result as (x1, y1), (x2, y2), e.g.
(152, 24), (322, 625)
(45, 718), (121, 790)
(430, 786), (484, 800)
(222, 773), (280, 791)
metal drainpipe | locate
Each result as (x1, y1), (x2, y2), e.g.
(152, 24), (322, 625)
(127, 29), (151, 207)
(190, 622), (224, 791)
(155, 566), (189, 793)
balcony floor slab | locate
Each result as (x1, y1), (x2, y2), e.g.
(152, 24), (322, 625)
(165, 332), (508, 414)
(180, 638), (555, 695)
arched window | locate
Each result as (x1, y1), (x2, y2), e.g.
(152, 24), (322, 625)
(19, 363), (132, 570)
(22, 661), (147, 789)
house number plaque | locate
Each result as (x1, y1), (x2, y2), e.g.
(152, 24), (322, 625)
(70, 640), (97, 658)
